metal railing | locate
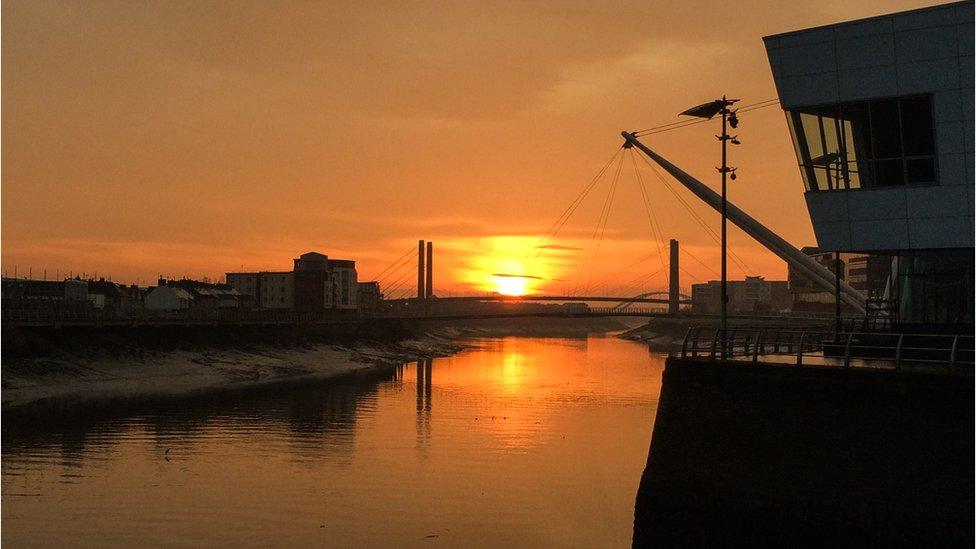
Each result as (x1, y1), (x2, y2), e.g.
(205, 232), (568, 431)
(680, 326), (975, 370)
(839, 315), (895, 333)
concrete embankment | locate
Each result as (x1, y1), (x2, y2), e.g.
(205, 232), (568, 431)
(633, 358), (974, 547)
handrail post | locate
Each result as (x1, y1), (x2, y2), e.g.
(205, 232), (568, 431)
(681, 328), (693, 358)
(752, 330), (762, 364)
(797, 330), (806, 366)
(949, 335), (959, 370)
(894, 333), (905, 369)
(843, 332), (855, 368)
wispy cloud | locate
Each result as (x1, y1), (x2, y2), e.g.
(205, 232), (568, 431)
(542, 40), (732, 114)
(535, 244), (583, 251)
(492, 273), (546, 280)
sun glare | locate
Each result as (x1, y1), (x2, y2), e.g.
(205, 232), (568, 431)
(493, 275), (529, 296)
(449, 236), (572, 296)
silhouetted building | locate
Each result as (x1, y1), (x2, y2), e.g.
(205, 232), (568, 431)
(845, 254), (891, 299)
(145, 285), (194, 310)
(789, 247), (844, 313)
(765, 1), (974, 326)
(788, 248), (892, 312)
(357, 281), (382, 314)
(160, 278), (246, 311)
(225, 271), (293, 309)
(692, 276), (790, 314)
(328, 259), (358, 311)
(87, 279), (127, 315)
(1, 278), (95, 320)
(293, 252), (330, 312)
(2, 278), (66, 301)
(64, 279), (89, 301)
(292, 253), (358, 312)
(226, 251), (358, 312)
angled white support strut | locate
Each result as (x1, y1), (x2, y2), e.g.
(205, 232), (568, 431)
(622, 131), (866, 314)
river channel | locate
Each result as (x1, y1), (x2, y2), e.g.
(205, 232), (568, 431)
(2, 334), (665, 547)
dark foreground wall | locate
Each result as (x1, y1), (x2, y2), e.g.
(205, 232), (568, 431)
(634, 359), (974, 547)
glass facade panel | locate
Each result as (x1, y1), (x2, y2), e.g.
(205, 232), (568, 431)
(801, 112), (824, 158)
(785, 95), (936, 191)
(870, 99), (902, 158)
(821, 108), (841, 156)
(874, 159), (905, 186)
(812, 167), (830, 191)
(786, 114), (814, 191)
(898, 250), (974, 325)
(846, 160), (861, 189)
(900, 96), (935, 156)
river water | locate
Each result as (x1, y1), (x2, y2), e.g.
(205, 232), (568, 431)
(2, 335), (665, 547)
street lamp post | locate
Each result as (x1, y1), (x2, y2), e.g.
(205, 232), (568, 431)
(679, 96), (739, 358)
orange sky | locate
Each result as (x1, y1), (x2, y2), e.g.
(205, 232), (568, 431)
(2, 0), (947, 295)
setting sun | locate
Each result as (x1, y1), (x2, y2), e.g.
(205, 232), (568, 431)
(493, 275), (530, 296)
(446, 235), (570, 296)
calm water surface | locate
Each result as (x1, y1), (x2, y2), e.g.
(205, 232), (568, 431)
(3, 335), (665, 547)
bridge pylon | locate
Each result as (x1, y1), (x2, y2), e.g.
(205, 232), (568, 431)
(417, 240), (426, 300)
(669, 239), (679, 315)
(425, 241), (433, 299)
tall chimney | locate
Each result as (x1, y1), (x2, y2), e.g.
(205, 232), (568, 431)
(669, 239), (680, 315)
(425, 241), (433, 298)
(417, 240), (426, 300)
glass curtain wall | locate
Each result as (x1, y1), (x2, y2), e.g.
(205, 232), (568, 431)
(897, 249), (974, 325)
(786, 95), (937, 191)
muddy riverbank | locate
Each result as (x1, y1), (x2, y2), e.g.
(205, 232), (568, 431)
(2, 317), (638, 416)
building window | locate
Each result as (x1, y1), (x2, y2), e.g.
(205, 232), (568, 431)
(786, 95), (936, 191)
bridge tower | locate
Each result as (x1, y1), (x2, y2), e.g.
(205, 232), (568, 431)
(669, 239), (680, 315)
(425, 241), (433, 298)
(417, 240), (426, 300)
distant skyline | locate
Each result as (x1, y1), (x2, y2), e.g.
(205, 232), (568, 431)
(2, 0), (949, 294)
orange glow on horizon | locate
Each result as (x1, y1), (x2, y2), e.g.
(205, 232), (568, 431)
(449, 236), (563, 296)
(8, 2), (944, 286)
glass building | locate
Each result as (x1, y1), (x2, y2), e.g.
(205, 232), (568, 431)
(764, 1), (975, 327)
